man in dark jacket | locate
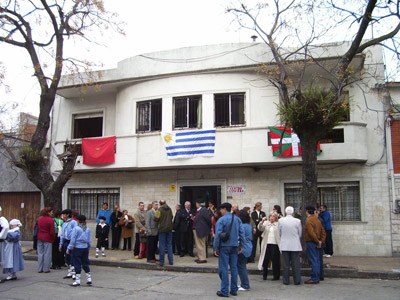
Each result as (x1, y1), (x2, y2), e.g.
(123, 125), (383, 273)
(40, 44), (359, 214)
(155, 200), (174, 267)
(193, 199), (212, 263)
(249, 202), (266, 263)
(176, 201), (194, 257)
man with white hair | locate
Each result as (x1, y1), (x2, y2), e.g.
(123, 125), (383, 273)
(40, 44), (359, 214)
(278, 206), (302, 285)
(0, 206), (10, 264)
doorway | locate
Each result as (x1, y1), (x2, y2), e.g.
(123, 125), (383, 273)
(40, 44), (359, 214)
(179, 185), (221, 209)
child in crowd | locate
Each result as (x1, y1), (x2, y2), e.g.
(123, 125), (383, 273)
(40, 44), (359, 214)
(95, 216), (110, 258)
(1, 219), (24, 282)
(67, 214), (92, 287)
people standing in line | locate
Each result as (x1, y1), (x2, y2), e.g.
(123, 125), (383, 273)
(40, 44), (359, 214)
(68, 214), (92, 287)
(304, 206), (326, 284)
(59, 209), (78, 279)
(0, 206), (9, 266)
(1, 219), (24, 282)
(278, 206), (302, 285)
(193, 199), (212, 264)
(119, 210), (134, 251)
(96, 202), (112, 249)
(173, 204), (181, 256)
(155, 200), (174, 267)
(213, 202), (245, 298)
(37, 207), (55, 273)
(145, 201), (159, 263)
(110, 205), (122, 250)
(133, 202), (146, 258)
(177, 201), (194, 257)
(319, 204), (333, 258)
(258, 212), (281, 281)
(237, 209), (253, 292)
(249, 202), (266, 263)
(95, 216), (110, 258)
(52, 211), (64, 269)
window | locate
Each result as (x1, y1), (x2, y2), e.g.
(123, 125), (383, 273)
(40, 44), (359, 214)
(284, 181), (361, 221)
(68, 188), (120, 220)
(214, 93), (245, 127)
(320, 129), (345, 143)
(137, 99), (162, 133)
(73, 112), (103, 139)
(173, 95), (201, 129)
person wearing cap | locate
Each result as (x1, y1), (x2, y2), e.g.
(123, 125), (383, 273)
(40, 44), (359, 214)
(67, 214), (92, 287)
(59, 209), (78, 279)
(95, 216), (110, 258)
(155, 200), (174, 267)
(304, 205), (326, 284)
(193, 199), (212, 264)
(37, 207), (55, 273)
(213, 202), (245, 297)
(0, 206), (9, 265)
(1, 219), (24, 282)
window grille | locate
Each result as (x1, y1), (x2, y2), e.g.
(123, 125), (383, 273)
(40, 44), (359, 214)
(68, 188), (120, 220)
(173, 95), (201, 129)
(137, 99), (162, 133)
(214, 93), (245, 127)
(284, 181), (361, 221)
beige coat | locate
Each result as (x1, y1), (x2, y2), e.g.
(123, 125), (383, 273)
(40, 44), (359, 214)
(257, 220), (281, 270)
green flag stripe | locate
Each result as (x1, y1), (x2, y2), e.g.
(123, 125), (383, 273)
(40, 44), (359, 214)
(273, 143), (291, 156)
(269, 126), (291, 138)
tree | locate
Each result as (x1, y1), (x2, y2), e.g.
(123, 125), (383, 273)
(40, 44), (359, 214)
(228, 0), (400, 209)
(0, 0), (123, 212)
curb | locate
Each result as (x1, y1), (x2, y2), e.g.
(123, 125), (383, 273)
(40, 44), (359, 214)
(23, 253), (400, 280)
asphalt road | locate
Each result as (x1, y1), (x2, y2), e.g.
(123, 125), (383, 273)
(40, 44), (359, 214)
(0, 261), (399, 300)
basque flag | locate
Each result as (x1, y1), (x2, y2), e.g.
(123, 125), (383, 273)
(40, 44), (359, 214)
(82, 136), (116, 165)
(161, 129), (215, 159)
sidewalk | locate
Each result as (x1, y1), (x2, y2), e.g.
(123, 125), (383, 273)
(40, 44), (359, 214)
(21, 241), (400, 280)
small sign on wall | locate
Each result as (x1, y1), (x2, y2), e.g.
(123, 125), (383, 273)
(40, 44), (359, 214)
(169, 184), (176, 192)
(227, 185), (246, 195)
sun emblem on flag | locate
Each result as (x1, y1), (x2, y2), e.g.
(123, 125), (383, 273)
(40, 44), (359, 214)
(164, 133), (172, 143)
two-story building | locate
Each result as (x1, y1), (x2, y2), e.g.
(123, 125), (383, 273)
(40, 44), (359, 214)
(50, 42), (393, 256)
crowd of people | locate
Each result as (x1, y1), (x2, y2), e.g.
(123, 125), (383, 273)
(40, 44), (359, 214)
(0, 199), (334, 294)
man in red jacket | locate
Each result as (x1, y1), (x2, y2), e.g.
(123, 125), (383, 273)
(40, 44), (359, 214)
(37, 207), (55, 273)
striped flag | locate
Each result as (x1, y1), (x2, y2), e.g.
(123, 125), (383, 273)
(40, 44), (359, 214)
(161, 129), (216, 159)
(269, 126), (321, 157)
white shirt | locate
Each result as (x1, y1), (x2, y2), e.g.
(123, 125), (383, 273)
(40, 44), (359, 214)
(0, 216), (9, 240)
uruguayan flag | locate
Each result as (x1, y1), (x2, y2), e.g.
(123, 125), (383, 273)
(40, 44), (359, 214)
(161, 129), (216, 159)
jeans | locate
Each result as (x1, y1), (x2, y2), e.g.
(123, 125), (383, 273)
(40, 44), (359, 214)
(218, 246), (239, 296)
(158, 231), (173, 264)
(306, 242), (320, 282)
(237, 253), (250, 289)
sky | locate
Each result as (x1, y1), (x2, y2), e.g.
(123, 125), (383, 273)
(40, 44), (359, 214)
(0, 0), (252, 121)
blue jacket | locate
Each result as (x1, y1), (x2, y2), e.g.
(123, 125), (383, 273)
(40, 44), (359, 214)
(213, 212), (245, 250)
(240, 223), (253, 258)
(320, 211), (332, 231)
(96, 209), (112, 225)
(68, 225), (91, 250)
(59, 218), (78, 246)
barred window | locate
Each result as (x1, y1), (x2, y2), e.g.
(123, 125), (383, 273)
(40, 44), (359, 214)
(68, 188), (120, 220)
(137, 99), (162, 133)
(173, 95), (201, 129)
(284, 181), (361, 221)
(214, 93), (245, 127)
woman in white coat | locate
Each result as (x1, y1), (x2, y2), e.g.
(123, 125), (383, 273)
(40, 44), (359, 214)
(257, 212), (281, 280)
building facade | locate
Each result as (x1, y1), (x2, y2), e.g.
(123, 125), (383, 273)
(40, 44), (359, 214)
(50, 43), (393, 256)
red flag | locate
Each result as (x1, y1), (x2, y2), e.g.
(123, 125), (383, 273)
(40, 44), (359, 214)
(82, 136), (116, 165)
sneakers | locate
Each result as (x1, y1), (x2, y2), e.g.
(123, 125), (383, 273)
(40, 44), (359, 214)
(102, 253), (106, 257)
(5, 274), (17, 281)
(323, 254), (332, 258)
(238, 287), (250, 291)
(95, 253), (99, 258)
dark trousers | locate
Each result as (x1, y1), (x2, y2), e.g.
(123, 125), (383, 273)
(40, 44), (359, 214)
(324, 230), (333, 255)
(250, 231), (262, 261)
(147, 235), (158, 261)
(263, 244), (280, 279)
(71, 247), (90, 274)
(319, 247), (324, 280)
(173, 231), (181, 254)
(180, 230), (193, 255)
(123, 237), (132, 250)
(111, 227), (121, 249)
(134, 232), (140, 256)
(282, 251), (301, 284)
(52, 237), (64, 268)
(62, 240), (72, 266)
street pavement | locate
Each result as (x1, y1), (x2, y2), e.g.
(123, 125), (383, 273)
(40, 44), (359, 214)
(0, 260), (399, 300)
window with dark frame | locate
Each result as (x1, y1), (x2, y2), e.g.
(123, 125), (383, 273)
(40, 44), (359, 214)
(68, 188), (120, 220)
(73, 112), (103, 139)
(214, 93), (245, 127)
(284, 181), (361, 221)
(137, 99), (162, 133)
(173, 95), (201, 129)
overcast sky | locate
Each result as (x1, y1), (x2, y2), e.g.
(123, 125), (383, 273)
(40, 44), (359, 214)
(0, 0), (253, 120)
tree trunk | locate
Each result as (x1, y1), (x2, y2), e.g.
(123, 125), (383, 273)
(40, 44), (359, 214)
(300, 133), (319, 208)
(42, 186), (63, 213)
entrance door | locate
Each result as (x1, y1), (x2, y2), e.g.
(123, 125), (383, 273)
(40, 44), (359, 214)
(179, 185), (221, 209)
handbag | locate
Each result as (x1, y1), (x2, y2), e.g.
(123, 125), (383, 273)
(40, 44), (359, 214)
(220, 214), (235, 242)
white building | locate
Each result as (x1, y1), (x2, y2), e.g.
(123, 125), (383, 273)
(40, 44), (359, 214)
(50, 43), (395, 256)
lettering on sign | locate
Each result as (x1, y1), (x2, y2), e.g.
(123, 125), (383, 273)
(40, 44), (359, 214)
(227, 185), (246, 195)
